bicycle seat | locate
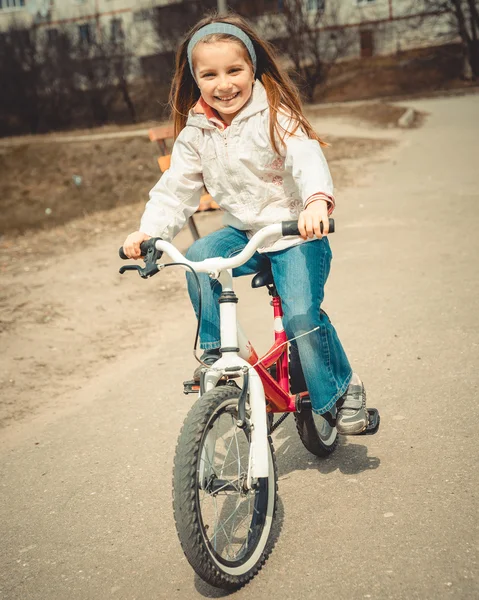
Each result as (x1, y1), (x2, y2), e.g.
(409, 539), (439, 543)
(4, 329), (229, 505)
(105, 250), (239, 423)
(251, 265), (274, 288)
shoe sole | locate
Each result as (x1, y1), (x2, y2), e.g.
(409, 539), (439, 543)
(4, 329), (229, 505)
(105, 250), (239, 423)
(336, 415), (368, 435)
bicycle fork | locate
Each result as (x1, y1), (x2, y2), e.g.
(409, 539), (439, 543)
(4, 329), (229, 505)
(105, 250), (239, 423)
(200, 268), (270, 486)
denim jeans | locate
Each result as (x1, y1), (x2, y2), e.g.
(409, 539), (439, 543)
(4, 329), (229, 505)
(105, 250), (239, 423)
(185, 227), (352, 414)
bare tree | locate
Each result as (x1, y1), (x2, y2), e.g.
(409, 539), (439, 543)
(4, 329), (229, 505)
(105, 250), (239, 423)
(109, 33), (138, 123)
(444, 0), (479, 76)
(0, 17), (139, 136)
(259, 0), (354, 102)
(145, 0), (217, 78)
(151, 0), (217, 47)
(403, 0), (479, 78)
(0, 24), (44, 134)
(41, 29), (78, 127)
(73, 19), (138, 126)
(0, 23), (78, 134)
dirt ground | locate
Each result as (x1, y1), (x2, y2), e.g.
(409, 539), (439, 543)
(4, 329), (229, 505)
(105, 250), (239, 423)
(0, 103), (407, 431)
(0, 103), (405, 236)
(316, 43), (478, 103)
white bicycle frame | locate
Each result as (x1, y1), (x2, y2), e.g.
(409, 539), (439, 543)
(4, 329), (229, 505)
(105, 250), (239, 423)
(154, 223), (286, 484)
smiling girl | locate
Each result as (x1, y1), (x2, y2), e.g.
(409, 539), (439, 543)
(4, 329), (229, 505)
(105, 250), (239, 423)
(122, 14), (368, 434)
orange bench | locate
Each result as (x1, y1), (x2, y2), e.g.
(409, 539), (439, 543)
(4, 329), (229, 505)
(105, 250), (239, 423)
(149, 125), (219, 240)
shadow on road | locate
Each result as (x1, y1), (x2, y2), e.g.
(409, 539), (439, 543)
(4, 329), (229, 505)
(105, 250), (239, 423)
(273, 415), (380, 478)
(194, 576), (231, 598)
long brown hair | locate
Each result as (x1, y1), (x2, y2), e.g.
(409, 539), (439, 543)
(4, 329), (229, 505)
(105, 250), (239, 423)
(169, 12), (325, 153)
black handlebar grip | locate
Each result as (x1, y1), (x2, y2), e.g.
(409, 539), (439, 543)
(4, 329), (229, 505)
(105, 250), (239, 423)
(282, 218), (335, 236)
(119, 238), (162, 260)
(118, 243), (148, 260)
(139, 240), (152, 256)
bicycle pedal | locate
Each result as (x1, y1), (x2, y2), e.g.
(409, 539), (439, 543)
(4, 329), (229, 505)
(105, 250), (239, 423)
(359, 408), (380, 435)
(183, 380), (200, 395)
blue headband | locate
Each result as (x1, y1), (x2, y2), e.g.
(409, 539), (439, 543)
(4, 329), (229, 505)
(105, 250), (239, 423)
(187, 23), (257, 79)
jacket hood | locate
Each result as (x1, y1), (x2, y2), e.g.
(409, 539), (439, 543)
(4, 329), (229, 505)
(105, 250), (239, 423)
(186, 79), (269, 130)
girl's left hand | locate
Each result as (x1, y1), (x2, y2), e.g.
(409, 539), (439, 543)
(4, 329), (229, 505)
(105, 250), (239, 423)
(298, 200), (330, 240)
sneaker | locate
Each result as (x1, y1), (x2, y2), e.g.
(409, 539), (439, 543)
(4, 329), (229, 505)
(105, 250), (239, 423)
(193, 349), (221, 382)
(336, 381), (368, 435)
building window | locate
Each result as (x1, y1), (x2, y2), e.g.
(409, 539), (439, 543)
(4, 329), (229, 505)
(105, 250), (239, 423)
(78, 23), (93, 45)
(46, 28), (58, 43)
(360, 29), (374, 57)
(110, 18), (124, 43)
(307, 0), (325, 12)
(0, 0), (26, 9)
(133, 9), (152, 22)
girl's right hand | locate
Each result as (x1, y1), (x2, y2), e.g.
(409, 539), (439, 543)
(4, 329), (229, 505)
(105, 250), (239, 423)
(122, 231), (151, 260)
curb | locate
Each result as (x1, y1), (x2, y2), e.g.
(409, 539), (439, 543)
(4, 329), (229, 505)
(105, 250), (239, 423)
(398, 108), (416, 128)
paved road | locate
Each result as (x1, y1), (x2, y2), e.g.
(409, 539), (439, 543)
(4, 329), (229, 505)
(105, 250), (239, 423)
(1, 94), (478, 600)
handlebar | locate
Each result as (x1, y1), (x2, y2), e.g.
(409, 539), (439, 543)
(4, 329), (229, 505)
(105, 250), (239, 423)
(119, 218), (334, 277)
(281, 219), (334, 237)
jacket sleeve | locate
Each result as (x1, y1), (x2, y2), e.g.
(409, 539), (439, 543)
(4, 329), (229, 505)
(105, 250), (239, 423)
(139, 127), (204, 241)
(278, 112), (334, 208)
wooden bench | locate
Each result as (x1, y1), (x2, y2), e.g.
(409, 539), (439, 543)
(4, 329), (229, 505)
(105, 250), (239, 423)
(149, 125), (219, 241)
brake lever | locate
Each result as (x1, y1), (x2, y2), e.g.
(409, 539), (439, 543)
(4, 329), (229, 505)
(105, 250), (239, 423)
(119, 265), (141, 275)
(119, 264), (159, 278)
(118, 238), (163, 279)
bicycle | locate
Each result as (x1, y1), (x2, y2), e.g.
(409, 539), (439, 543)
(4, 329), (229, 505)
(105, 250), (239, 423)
(119, 219), (379, 590)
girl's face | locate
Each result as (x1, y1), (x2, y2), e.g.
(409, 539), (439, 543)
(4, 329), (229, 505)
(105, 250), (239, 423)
(193, 40), (255, 125)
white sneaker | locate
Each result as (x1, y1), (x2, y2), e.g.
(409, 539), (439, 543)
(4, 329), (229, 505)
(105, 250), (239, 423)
(336, 382), (368, 435)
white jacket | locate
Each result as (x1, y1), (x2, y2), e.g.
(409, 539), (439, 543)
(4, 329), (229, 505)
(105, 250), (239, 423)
(140, 80), (334, 252)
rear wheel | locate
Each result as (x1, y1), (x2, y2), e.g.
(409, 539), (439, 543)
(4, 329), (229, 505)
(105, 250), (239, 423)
(173, 386), (278, 590)
(289, 341), (339, 457)
(294, 409), (339, 457)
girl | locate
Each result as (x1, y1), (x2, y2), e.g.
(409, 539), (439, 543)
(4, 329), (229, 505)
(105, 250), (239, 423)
(122, 13), (368, 435)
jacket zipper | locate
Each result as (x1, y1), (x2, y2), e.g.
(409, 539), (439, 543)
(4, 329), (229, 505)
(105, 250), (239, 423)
(222, 125), (250, 222)
(221, 128), (235, 187)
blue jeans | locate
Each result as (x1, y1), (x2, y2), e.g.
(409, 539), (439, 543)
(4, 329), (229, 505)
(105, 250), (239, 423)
(185, 227), (352, 414)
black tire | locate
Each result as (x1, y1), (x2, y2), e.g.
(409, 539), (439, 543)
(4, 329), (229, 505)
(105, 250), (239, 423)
(294, 409), (339, 457)
(290, 339), (339, 457)
(172, 386), (278, 590)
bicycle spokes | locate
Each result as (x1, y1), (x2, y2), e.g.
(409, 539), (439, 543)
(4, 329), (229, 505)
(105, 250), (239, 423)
(198, 409), (255, 562)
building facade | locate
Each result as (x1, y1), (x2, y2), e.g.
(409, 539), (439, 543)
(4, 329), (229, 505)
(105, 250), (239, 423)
(0, 0), (458, 63)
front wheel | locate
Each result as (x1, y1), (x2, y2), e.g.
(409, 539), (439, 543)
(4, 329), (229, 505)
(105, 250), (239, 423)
(173, 385), (278, 590)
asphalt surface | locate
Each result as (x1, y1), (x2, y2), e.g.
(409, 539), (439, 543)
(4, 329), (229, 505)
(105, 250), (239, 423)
(1, 94), (478, 600)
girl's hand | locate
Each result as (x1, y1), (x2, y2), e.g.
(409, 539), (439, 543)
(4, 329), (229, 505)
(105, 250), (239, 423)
(122, 231), (151, 260)
(298, 200), (330, 240)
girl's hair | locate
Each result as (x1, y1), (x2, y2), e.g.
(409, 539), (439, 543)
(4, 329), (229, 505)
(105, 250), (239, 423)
(169, 12), (325, 153)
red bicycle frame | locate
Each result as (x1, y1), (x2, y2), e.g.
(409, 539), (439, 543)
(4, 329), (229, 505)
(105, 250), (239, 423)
(245, 295), (307, 414)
